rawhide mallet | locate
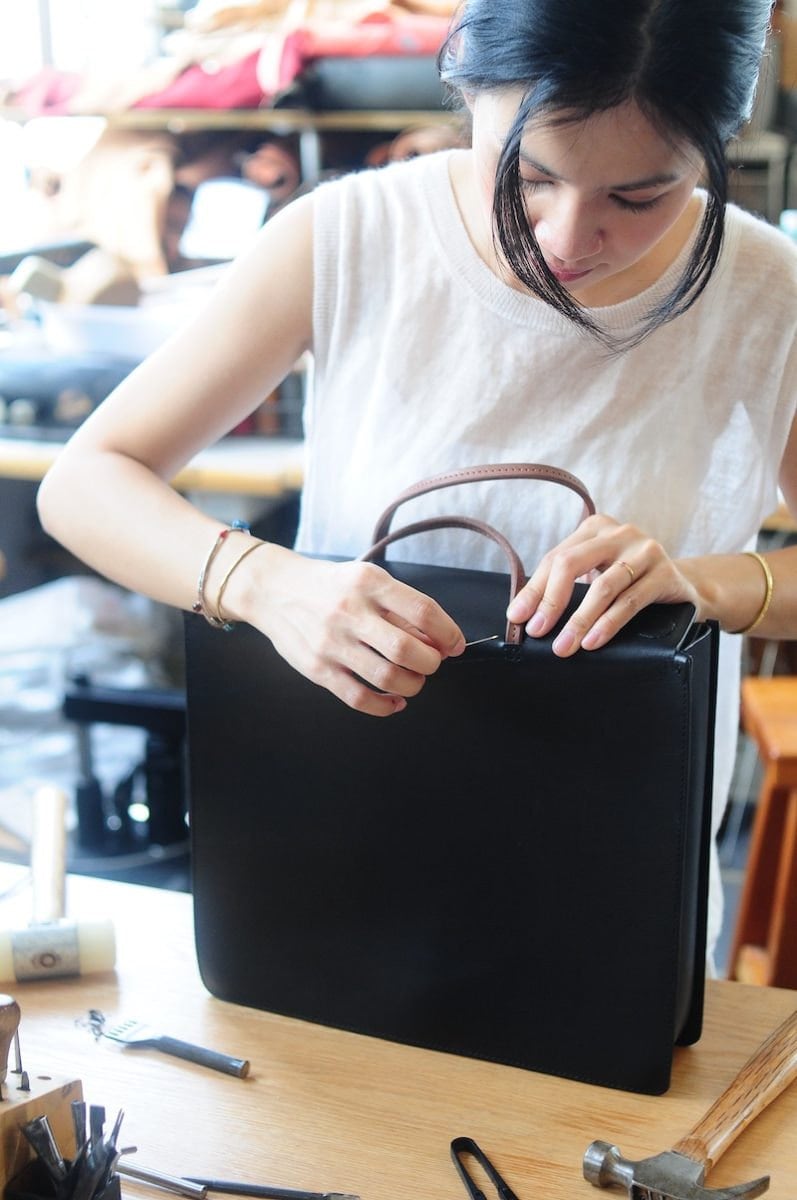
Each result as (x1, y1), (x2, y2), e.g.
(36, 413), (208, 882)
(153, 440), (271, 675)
(583, 1008), (797, 1200)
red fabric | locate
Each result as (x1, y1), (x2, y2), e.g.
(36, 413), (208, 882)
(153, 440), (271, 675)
(133, 50), (266, 110)
(9, 13), (448, 116)
(8, 66), (82, 115)
(277, 14), (449, 90)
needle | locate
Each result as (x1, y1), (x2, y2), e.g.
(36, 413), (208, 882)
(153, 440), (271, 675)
(464, 634), (500, 647)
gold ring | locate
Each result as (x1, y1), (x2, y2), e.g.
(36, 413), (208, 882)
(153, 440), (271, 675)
(617, 560), (635, 583)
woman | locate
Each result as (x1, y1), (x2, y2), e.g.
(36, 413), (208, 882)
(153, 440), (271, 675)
(38, 0), (797, 964)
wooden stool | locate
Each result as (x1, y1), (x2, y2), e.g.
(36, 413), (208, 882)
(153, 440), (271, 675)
(728, 676), (797, 988)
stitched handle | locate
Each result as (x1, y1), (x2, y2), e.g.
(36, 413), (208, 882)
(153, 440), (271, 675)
(364, 463), (595, 645)
(361, 514), (527, 644)
(370, 462), (596, 545)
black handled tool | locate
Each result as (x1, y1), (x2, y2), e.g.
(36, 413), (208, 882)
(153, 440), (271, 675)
(97, 1016), (249, 1078)
(186, 1180), (360, 1200)
(451, 1137), (521, 1200)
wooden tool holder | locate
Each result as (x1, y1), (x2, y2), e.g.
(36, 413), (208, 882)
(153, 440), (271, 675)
(0, 1074), (83, 1192)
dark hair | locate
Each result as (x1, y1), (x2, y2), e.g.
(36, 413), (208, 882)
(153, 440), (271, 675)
(439, 0), (772, 347)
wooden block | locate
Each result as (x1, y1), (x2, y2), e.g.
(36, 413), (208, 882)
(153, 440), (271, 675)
(0, 1075), (82, 1190)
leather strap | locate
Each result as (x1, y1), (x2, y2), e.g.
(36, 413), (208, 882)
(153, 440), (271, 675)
(363, 463), (595, 646)
(361, 515), (527, 644)
(370, 462), (595, 545)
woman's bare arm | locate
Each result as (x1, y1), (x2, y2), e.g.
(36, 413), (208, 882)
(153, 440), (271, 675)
(37, 193), (465, 716)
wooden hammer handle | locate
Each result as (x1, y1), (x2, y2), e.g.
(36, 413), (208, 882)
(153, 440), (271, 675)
(673, 1008), (797, 1171)
(0, 994), (21, 1083)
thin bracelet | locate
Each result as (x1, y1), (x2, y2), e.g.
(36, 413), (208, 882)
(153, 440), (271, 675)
(193, 520), (250, 629)
(735, 550), (774, 636)
(215, 539), (268, 625)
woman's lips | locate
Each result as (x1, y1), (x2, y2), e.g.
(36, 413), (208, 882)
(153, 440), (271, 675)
(548, 263), (594, 283)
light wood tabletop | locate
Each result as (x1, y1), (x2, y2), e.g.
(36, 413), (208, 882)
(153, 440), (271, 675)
(0, 868), (795, 1200)
(0, 436), (305, 497)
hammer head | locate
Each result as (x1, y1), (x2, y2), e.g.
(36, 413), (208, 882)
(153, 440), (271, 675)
(583, 1141), (770, 1200)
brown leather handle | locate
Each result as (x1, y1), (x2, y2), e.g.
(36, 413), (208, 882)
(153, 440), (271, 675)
(360, 514), (528, 644)
(370, 462), (596, 546)
(673, 1007), (797, 1172)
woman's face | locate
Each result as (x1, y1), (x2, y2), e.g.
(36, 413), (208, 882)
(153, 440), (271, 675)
(469, 90), (703, 304)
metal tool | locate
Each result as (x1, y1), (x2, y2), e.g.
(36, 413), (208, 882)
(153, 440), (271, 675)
(21, 1115), (69, 1184)
(72, 1099), (87, 1150)
(89, 1104), (106, 1147)
(98, 1016), (250, 1078)
(12, 1028), (22, 1074)
(451, 1137), (521, 1200)
(68, 1105), (124, 1200)
(10, 1021), (29, 1089)
(583, 1007), (797, 1200)
(118, 1162), (208, 1198)
(186, 1179), (360, 1200)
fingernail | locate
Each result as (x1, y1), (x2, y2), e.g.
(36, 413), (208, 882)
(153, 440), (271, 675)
(581, 628), (601, 650)
(393, 697), (407, 713)
(526, 612), (545, 636)
(506, 598), (525, 621)
(552, 628), (576, 655)
(451, 636), (466, 656)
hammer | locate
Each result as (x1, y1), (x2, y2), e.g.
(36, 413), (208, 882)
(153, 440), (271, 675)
(583, 1007), (797, 1200)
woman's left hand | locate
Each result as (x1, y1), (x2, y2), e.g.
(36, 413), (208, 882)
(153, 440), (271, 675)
(506, 513), (701, 655)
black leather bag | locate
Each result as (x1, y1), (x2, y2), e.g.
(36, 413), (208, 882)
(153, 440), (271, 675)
(185, 464), (718, 1094)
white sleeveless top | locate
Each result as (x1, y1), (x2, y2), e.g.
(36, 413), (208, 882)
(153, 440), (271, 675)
(298, 149), (797, 963)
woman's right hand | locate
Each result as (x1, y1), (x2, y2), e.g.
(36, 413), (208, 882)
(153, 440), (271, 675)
(219, 543), (467, 717)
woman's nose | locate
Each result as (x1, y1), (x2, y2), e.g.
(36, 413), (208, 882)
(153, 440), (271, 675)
(534, 199), (603, 264)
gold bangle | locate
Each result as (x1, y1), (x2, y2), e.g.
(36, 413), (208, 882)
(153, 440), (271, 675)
(192, 526), (236, 630)
(735, 551), (774, 636)
(215, 539), (268, 624)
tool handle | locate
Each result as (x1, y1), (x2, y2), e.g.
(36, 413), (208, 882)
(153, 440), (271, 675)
(0, 994), (21, 1085)
(673, 1008), (797, 1170)
(155, 1035), (250, 1078)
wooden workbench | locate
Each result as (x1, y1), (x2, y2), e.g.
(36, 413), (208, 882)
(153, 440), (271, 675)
(0, 435), (305, 497)
(0, 869), (795, 1200)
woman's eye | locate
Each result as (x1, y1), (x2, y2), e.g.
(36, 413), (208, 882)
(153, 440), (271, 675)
(520, 177), (551, 193)
(612, 194), (663, 213)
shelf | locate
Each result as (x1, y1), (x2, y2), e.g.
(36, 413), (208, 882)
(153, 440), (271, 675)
(0, 105), (465, 180)
(0, 106), (461, 133)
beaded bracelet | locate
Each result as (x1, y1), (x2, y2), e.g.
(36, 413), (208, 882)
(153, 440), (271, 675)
(735, 550), (774, 636)
(193, 520), (250, 631)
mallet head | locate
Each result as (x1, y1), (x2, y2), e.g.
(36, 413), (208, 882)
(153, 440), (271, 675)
(583, 1140), (770, 1200)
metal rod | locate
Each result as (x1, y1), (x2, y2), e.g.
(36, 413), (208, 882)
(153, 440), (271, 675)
(118, 1162), (208, 1199)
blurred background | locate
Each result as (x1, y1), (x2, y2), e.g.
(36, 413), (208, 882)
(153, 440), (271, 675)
(0, 0), (795, 982)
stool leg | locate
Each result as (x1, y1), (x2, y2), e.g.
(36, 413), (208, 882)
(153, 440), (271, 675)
(728, 765), (788, 983)
(767, 787), (797, 989)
